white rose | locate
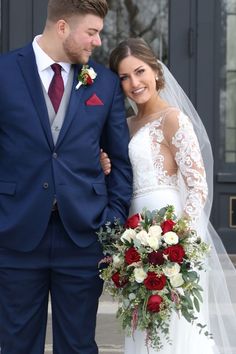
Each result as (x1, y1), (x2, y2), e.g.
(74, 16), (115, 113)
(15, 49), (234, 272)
(146, 236), (160, 250)
(134, 268), (147, 283)
(148, 225), (162, 239)
(113, 255), (123, 268)
(163, 263), (180, 277)
(163, 231), (179, 245)
(87, 67), (97, 79)
(120, 229), (136, 243)
(170, 273), (184, 288)
(135, 230), (149, 246)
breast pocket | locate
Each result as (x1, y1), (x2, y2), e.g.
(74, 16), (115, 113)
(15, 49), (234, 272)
(0, 181), (16, 195)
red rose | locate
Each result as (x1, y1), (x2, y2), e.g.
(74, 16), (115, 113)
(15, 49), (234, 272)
(161, 219), (176, 233)
(148, 251), (164, 265)
(147, 294), (163, 313)
(144, 272), (166, 290)
(125, 214), (140, 229)
(125, 247), (141, 265)
(86, 75), (93, 85)
(163, 245), (185, 263)
(84, 73), (93, 85)
(111, 272), (127, 288)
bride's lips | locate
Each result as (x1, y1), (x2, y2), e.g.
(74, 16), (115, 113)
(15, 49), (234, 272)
(131, 87), (146, 95)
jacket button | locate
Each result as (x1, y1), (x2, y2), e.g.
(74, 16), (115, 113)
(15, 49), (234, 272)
(52, 152), (58, 158)
(43, 182), (49, 189)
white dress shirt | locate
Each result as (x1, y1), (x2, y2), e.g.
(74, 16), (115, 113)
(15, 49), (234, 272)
(32, 35), (71, 92)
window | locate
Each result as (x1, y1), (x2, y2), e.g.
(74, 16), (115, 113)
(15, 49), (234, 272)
(92, 0), (169, 67)
(91, 0), (169, 115)
(220, 0), (236, 163)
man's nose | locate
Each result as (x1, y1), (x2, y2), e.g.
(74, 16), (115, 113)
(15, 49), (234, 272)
(92, 33), (102, 47)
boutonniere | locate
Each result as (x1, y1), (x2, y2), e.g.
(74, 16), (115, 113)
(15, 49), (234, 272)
(75, 65), (97, 90)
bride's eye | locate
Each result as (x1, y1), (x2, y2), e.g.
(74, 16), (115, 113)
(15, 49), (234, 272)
(137, 69), (145, 75)
(120, 75), (128, 81)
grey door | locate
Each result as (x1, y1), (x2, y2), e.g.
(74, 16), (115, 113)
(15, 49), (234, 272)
(170, 0), (236, 253)
(212, 0), (236, 252)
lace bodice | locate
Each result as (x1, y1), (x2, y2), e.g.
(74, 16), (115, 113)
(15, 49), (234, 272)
(128, 108), (208, 223)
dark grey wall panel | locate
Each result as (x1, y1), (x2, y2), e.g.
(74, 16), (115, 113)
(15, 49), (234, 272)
(32, 0), (48, 36)
(1, 0), (48, 52)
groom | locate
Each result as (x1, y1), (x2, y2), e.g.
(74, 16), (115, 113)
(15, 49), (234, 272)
(0, 0), (132, 353)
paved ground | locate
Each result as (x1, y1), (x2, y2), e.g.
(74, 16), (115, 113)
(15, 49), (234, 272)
(45, 293), (123, 354)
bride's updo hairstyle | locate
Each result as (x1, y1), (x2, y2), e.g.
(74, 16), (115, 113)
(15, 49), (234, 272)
(109, 37), (165, 92)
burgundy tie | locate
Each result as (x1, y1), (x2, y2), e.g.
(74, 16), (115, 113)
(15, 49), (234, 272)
(48, 63), (64, 113)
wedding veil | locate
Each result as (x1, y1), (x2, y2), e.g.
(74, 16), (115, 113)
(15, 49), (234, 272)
(129, 61), (236, 354)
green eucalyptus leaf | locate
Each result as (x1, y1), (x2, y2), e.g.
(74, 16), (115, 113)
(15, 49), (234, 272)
(194, 297), (200, 312)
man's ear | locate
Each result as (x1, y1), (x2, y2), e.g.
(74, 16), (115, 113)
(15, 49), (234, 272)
(57, 19), (68, 37)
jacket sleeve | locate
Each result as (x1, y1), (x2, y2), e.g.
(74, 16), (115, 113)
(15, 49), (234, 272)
(100, 77), (133, 224)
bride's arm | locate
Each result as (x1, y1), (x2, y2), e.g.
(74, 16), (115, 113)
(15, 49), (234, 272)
(100, 149), (111, 175)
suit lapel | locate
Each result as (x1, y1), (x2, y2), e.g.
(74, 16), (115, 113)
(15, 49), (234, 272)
(18, 46), (91, 150)
(17, 44), (54, 150)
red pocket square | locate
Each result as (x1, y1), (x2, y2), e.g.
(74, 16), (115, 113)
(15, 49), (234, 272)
(86, 94), (104, 106)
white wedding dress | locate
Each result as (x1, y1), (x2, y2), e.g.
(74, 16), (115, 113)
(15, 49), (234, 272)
(124, 107), (218, 354)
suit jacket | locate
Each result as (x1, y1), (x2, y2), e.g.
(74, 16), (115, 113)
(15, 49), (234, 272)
(0, 43), (133, 251)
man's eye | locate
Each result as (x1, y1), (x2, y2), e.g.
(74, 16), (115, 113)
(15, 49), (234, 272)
(88, 31), (96, 36)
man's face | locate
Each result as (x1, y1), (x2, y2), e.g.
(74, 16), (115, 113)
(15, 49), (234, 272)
(62, 14), (103, 64)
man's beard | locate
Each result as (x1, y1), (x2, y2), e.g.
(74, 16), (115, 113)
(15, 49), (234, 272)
(63, 37), (89, 64)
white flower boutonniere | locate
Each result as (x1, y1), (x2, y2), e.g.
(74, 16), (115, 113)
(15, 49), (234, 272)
(75, 65), (97, 90)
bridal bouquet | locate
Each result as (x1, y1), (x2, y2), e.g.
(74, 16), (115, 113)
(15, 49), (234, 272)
(98, 205), (211, 351)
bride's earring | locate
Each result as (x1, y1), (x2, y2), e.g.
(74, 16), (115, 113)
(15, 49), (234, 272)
(155, 75), (159, 81)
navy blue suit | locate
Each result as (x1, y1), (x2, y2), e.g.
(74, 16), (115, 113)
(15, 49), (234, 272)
(0, 44), (132, 353)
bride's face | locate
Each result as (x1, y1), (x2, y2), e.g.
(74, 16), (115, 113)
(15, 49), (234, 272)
(118, 55), (157, 105)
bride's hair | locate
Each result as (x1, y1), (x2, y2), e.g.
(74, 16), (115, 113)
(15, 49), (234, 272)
(109, 37), (165, 91)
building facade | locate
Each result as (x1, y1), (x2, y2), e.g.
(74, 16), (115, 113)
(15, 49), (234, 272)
(1, 0), (236, 252)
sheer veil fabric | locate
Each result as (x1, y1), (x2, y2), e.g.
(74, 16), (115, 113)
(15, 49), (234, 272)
(128, 62), (236, 353)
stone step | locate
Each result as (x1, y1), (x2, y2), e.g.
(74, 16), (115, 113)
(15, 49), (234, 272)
(45, 346), (123, 352)
(45, 346), (123, 354)
(230, 254), (236, 266)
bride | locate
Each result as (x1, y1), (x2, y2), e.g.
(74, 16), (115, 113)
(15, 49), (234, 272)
(101, 37), (236, 354)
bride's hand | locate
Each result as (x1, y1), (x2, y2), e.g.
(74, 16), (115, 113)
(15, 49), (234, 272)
(100, 149), (111, 175)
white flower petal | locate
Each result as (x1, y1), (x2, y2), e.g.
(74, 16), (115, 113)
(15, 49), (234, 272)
(134, 268), (147, 283)
(163, 231), (179, 245)
(170, 273), (184, 287)
(148, 225), (162, 239)
(121, 229), (136, 243)
(135, 230), (149, 246)
(163, 263), (180, 277)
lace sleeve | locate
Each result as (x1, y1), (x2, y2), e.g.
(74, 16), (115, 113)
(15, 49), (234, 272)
(163, 110), (208, 224)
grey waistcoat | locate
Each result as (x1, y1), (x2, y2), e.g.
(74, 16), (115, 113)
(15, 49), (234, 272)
(42, 67), (74, 145)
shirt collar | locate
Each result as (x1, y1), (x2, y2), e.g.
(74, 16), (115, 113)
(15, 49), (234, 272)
(32, 35), (71, 74)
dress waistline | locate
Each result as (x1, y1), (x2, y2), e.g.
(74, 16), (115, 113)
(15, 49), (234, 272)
(132, 185), (180, 199)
